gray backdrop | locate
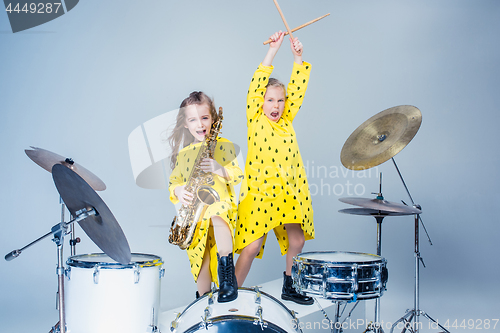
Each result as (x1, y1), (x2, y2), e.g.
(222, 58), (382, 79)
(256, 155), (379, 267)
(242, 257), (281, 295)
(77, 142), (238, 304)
(1, 1), (499, 332)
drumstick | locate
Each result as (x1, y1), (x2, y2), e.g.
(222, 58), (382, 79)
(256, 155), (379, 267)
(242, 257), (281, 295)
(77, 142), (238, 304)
(263, 13), (330, 45)
(272, 0), (294, 39)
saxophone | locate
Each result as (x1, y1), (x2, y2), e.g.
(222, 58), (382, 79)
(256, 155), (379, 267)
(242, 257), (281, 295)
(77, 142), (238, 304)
(168, 107), (223, 250)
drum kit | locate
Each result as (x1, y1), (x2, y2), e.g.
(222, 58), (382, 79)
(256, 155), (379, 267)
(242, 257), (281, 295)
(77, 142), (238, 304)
(291, 105), (451, 333)
(4, 147), (164, 333)
(3, 105), (450, 333)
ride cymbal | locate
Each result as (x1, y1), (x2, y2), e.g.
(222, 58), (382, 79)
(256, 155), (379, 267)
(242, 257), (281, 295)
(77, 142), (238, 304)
(52, 164), (131, 264)
(341, 105), (422, 170)
(25, 146), (106, 191)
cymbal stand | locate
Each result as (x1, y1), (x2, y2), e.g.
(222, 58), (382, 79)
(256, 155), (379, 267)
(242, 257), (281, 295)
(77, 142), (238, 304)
(389, 157), (449, 333)
(364, 172), (385, 333)
(60, 198), (80, 256)
(4, 208), (96, 333)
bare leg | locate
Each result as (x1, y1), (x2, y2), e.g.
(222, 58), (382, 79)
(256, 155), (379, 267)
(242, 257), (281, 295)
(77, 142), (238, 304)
(284, 223), (305, 275)
(234, 236), (264, 287)
(281, 223), (312, 305)
(211, 216), (233, 257)
(197, 247), (212, 295)
(212, 216), (238, 302)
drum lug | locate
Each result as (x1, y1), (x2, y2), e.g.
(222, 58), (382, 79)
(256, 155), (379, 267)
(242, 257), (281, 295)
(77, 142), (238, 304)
(64, 266), (71, 280)
(208, 287), (215, 305)
(351, 263), (359, 299)
(253, 285), (262, 304)
(93, 265), (100, 284)
(199, 306), (213, 330)
(159, 268), (165, 279)
(322, 264), (327, 299)
(290, 310), (301, 332)
(254, 305), (268, 330)
(134, 264), (141, 284)
(170, 312), (181, 332)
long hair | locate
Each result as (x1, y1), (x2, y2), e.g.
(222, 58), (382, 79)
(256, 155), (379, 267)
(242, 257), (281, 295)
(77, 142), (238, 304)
(168, 91), (218, 170)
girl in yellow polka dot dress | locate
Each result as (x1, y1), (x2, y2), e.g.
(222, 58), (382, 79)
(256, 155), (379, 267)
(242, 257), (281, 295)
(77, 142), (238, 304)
(235, 32), (314, 305)
(168, 91), (243, 303)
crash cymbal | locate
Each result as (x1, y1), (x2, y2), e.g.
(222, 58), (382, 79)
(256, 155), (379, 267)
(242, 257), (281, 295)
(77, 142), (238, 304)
(52, 164), (131, 264)
(339, 208), (413, 217)
(341, 105), (422, 170)
(339, 197), (421, 214)
(25, 146), (106, 191)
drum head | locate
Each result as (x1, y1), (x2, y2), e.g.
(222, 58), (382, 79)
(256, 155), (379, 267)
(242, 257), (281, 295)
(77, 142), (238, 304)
(172, 288), (301, 333)
(183, 316), (289, 332)
(296, 251), (383, 264)
(67, 253), (163, 268)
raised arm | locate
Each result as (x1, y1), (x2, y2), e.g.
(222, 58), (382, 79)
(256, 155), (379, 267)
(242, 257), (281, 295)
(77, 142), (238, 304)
(290, 36), (303, 65)
(262, 31), (285, 66)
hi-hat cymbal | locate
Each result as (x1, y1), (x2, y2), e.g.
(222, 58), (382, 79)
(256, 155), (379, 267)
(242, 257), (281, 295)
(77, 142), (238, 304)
(339, 208), (413, 217)
(341, 105), (422, 170)
(339, 197), (421, 215)
(25, 146), (106, 191)
(52, 164), (131, 264)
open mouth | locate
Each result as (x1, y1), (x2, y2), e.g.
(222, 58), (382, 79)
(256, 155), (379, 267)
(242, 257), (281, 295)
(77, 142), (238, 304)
(196, 129), (207, 136)
(270, 111), (279, 118)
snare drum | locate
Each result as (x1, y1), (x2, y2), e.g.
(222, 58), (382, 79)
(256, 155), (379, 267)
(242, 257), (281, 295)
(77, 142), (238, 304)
(170, 287), (302, 333)
(292, 251), (388, 301)
(65, 253), (164, 333)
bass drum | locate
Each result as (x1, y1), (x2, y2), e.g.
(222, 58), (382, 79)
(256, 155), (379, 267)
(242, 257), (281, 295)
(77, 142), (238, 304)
(65, 253), (164, 333)
(292, 251), (388, 301)
(170, 287), (302, 333)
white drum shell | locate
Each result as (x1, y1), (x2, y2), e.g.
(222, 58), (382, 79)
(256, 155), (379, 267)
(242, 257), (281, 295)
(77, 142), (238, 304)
(65, 253), (163, 333)
(171, 287), (302, 333)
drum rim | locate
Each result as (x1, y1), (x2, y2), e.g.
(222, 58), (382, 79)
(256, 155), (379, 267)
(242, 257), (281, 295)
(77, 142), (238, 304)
(294, 250), (385, 264)
(182, 314), (289, 333)
(174, 287), (300, 330)
(66, 252), (163, 268)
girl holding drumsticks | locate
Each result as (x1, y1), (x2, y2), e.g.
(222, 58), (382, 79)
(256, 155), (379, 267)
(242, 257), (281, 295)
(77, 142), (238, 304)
(234, 31), (315, 305)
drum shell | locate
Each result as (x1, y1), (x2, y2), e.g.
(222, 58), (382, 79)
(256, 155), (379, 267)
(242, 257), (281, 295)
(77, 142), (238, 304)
(292, 251), (388, 301)
(171, 287), (302, 333)
(64, 253), (163, 333)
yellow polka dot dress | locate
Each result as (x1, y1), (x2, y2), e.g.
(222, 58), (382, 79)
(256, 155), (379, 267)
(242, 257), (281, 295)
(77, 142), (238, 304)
(235, 62), (314, 259)
(169, 138), (243, 285)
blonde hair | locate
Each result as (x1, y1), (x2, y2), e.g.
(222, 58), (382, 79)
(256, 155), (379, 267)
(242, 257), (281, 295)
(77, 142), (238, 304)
(266, 78), (286, 96)
(168, 91), (219, 170)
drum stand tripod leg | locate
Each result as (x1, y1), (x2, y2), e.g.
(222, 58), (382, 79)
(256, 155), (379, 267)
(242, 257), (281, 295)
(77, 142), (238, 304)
(55, 242), (66, 333)
(389, 158), (450, 333)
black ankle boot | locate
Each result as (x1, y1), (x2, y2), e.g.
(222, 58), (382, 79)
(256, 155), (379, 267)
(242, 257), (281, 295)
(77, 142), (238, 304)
(281, 271), (313, 305)
(217, 253), (238, 303)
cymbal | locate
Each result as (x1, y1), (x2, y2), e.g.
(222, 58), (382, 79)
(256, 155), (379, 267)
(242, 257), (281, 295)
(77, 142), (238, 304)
(341, 105), (422, 170)
(25, 146), (106, 191)
(339, 197), (422, 215)
(52, 164), (131, 264)
(339, 208), (413, 217)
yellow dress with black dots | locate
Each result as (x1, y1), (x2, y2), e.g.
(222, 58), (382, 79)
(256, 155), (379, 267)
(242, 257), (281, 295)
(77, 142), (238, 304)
(169, 137), (243, 285)
(235, 62), (315, 259)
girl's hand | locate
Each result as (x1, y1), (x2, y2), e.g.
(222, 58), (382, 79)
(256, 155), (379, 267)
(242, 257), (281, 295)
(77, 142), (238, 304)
(269, 31), (285, 50)
(290, 37), (303, 64)
(174, 185), (194, 205)
(200, 158), (230, 180)
(263, 31), (285, 66)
